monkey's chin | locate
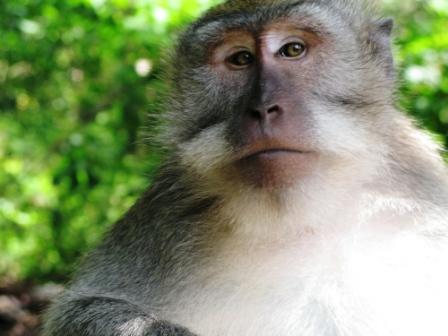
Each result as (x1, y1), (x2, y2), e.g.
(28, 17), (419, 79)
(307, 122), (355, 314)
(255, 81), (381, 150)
(236, 149), (316, 189)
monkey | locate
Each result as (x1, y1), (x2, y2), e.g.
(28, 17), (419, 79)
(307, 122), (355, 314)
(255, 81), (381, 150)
(43, 0), (448, 335)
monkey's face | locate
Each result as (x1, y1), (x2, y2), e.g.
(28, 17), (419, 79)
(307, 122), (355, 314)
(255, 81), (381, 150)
(210, 22), (321, 188)
(166, 1), (395, 191)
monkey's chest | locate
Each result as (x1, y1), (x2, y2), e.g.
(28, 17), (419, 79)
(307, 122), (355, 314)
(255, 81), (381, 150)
(164, 235), (448, 336)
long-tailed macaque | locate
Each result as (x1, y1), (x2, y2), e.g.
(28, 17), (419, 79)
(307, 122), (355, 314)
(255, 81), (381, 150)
(43, 0), (448, 335)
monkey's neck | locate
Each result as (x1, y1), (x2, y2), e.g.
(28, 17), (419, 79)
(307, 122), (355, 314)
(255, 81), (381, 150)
(204, 153), (448, 245)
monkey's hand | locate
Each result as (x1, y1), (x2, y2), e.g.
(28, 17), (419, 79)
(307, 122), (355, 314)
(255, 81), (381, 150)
(43, 295), (199, 336)
(145, 320), (198, 336)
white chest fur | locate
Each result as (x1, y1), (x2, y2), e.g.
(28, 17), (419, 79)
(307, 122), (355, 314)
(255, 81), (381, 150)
(164, 227), (448, 336)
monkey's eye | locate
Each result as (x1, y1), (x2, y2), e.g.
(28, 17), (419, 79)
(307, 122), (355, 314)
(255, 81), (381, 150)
(278, 42), (306, 59)
(226, 50), (254, 68)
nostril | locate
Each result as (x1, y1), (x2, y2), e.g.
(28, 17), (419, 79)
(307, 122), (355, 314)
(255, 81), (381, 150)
(249, 108), (262, 120)
(267, 105), (280, 114)
(247, 105), (281, 120)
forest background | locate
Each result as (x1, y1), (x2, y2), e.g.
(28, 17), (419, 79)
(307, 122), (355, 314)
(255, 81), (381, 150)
(1, 0), (448, 285)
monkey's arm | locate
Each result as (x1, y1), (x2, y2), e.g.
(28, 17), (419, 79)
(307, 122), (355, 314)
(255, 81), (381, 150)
(43, 172), (208, 336)
(43, 294), (198, 336)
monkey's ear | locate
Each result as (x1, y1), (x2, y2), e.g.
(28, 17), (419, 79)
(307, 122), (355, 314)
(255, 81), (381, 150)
(377, 18), (394, 37)
(369, 18), (395, 78)
(370, 17), (394, 49)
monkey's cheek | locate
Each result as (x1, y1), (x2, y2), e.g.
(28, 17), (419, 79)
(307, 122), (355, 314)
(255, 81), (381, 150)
(236, 151), (317, 189)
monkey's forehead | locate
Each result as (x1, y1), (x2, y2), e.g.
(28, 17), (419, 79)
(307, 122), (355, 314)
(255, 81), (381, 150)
(209, 0), (373, 11)
(205, 0), (306, 17)
(214, 0), (296, 10)
(194, 0), (375, 32)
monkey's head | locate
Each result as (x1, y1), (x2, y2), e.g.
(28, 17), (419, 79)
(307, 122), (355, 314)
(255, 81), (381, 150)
(162, 0), (396, 193)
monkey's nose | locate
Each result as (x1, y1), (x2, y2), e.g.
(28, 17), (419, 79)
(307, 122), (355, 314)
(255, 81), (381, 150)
(249, 104), (283, 122)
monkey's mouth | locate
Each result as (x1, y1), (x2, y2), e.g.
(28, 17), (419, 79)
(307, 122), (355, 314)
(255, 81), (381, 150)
(236, 140), (312, 161)
(243, 148), (308, 160)
(233, 141), (316, 188)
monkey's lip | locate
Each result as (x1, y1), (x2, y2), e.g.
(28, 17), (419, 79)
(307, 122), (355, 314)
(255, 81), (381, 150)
(236, 142), (313, 161)
(244, 148), (309, 160)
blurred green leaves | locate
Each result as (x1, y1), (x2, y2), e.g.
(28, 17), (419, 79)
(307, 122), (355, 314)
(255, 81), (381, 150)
(0, 0), (217, 281)
(386, 0), (448, 139)
(0, 0), (447, 282)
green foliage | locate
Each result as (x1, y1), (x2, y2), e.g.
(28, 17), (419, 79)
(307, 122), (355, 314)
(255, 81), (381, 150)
(0, 0), (447, 282)
(0, 0), (218, 281)
(386, 0), (448, 144)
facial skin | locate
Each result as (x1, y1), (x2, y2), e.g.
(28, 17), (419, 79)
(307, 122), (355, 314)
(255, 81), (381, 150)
(207, 24), (319, 188)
